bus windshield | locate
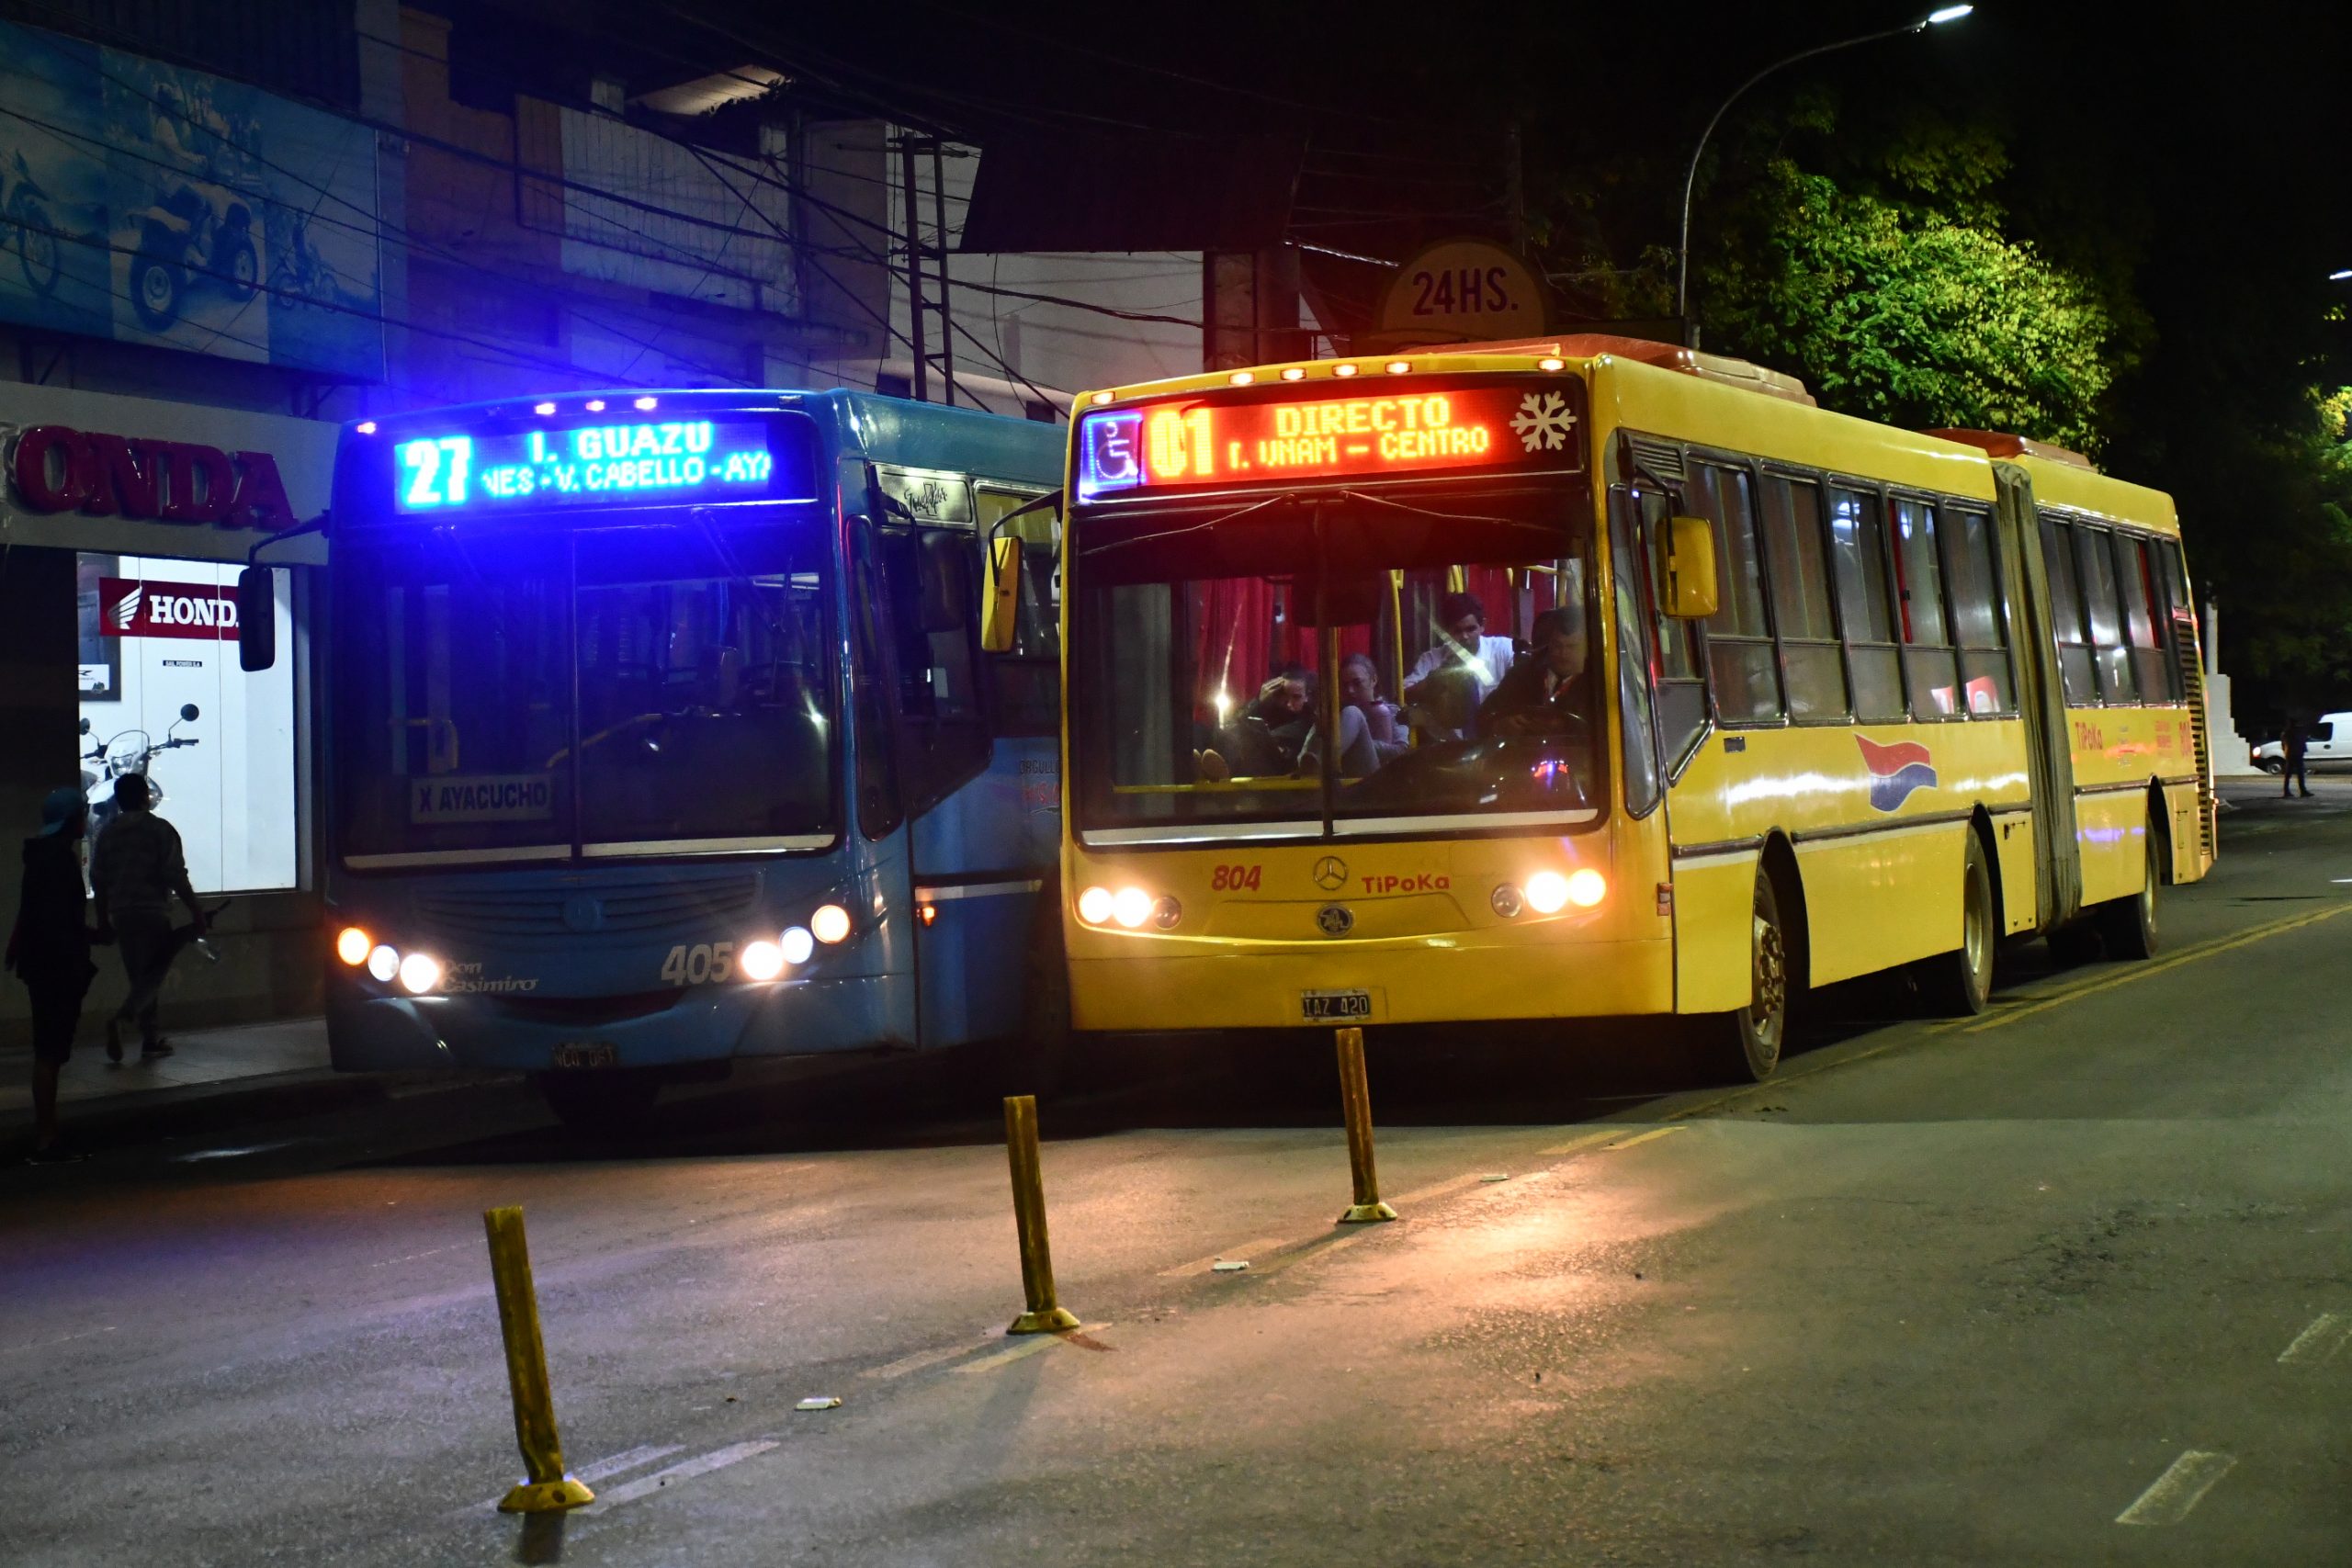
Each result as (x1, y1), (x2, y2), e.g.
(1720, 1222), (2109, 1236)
(1071, 484), (1600, 841)
(335, 512), (837, 863)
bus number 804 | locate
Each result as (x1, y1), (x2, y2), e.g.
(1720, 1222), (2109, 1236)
(1210, 864), (1262, 892)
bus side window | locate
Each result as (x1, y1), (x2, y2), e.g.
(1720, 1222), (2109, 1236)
(1608, 488), (1662, 815)
(1939, 505), (2014, 716)
(1639, 489), (1707, 771)
(1760, 475), (1848, 721)
(880, 526), (991, 817)
(850, 521), (904, 839)
(1692, 462), (1782, 723)
(2073, 524), (2135, 704)
(2113, 533), (2172, 703)
(975, 487), (1061, 738)
(1826, 487), (1905, 723)
(1892, 499), (1960, 717)
(2154, 537), (2192, 700)
(2041, 514), (2098, 705)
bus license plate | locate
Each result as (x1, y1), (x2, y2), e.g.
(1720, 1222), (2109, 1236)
(550, 1041), (617, 1070)
(1299, 989), (1373, 1022)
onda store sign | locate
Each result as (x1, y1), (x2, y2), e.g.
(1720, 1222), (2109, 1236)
(8, 424), (297, 531)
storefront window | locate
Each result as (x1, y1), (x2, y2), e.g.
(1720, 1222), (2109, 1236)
(75, 552), (298, 893)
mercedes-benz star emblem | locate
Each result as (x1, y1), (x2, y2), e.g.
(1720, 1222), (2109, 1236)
(1312, 855), (1348, 892)
(1316, 904), (1354, 937)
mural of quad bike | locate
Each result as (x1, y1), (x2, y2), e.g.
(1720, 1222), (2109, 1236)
(127, 177), (258, 331)
(3, 149), (62, 297)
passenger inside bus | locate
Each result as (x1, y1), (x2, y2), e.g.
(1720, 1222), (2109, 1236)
(1402, 591), (1516, 739)
(1201, 665), (1315, 780)
(1301, 652), (1409, 776)
(1476, 606), (1592, 739)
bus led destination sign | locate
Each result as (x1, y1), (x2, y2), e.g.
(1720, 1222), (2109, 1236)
(392, 419), (806, 514)
(1076, 381), (1583, 500)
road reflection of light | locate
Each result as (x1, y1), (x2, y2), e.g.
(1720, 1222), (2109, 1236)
(173, 1141), (296, 1163)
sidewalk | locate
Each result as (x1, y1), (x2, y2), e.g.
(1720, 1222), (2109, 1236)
(0, 1015), (428, 1151)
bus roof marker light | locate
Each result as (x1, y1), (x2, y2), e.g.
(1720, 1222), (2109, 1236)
(1538, 357), (1566, 372)
(1090, 391), (1114, 406)
(355, 421), (378, 435)
(810, 904), (852, 944)
(1228, 371), (1255, 387)
(1385, 360), (1412, 375)
(1332, 363), (1358, 378)
(533, 400), (556, 416)
(1280, 367), (1306, 382)
(633, 395), (659, 411)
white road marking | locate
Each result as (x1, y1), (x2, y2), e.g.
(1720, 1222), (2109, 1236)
(3, 1324), (116, 1357)
(368, 1244), (460, 1269)
(573, 1444), (685, 1483)
(954, 1324), (1111, 1376)
(577, 1440), (780, 1514)
(865, 1337), (994, 1382)
(2116, 1450), (2236, 1526)
(2278, 1312), (2352, 1366)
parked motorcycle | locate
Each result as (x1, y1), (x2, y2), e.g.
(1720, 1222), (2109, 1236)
(127, 177), (257, 331)
(80, 703), (201, 839)
(3, 149), (61, 297)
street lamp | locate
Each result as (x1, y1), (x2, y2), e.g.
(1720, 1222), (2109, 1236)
(1676, 5), (1974, 342)
(2330, 269), (2352, 281)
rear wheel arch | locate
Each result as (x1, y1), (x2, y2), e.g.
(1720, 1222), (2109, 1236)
(1969, 807), (2004, 931)
(1759, 831), (1808, 993)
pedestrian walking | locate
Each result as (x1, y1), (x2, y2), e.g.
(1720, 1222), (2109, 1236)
(2281, 718), (2312, 799)
(90, 773), (205, 1064)
(6, 787), (104, 1162)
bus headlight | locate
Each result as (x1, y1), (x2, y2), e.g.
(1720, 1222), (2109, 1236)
(1566, 869), (1608, 908)
(739, 939), (786, 981)
(1111, 886), (1153, 929)
(1077, 886), (1114, 925)
(367, 944), (401, 983)
(1524, 872), (1571, 914)
(780, 926), (815, 964)
(810, 904), (853, 944)
(396, 952), (443, 995)
(335, 926), (371, 965)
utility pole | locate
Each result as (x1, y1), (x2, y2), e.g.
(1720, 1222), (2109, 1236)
(1203, 248), (1299, 372)
(1504, 119), (1526, 255)
(898, 134), (954, 403)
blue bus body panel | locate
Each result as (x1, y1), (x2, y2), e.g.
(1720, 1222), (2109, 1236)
(324, 389), (1060, 1075)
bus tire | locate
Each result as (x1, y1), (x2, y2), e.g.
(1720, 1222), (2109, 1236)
(1917, 831), (1996, 1015)
(535, 1069), (663, 1134)
(2098, 814), (2163, 960)
(1713, 866), (1789, 1082)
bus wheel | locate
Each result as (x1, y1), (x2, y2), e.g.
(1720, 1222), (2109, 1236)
(535, 1069), (663, 1134)
(1918, 832), (1996, 1015)
(2098, 817), (2163, 960)
(1714, 868), (1789, 1082)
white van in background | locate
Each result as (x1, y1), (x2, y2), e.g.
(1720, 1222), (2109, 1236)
(2252, 712), (2352, 772)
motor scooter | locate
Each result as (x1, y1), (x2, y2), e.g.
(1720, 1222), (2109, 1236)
(80, 703), (201, 838)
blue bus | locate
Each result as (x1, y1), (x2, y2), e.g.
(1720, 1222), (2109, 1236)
(241, 389), (1067, 1128)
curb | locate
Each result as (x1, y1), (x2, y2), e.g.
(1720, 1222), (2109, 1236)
(4, 1068), (509, 1155)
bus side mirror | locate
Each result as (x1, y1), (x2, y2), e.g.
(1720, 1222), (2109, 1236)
(1663, 515), (1718, 619)
(981, 535), (1023, 654)
(237, 566), (277, 671)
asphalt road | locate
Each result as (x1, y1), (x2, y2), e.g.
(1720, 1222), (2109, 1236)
(6, 781), (2352, 1566)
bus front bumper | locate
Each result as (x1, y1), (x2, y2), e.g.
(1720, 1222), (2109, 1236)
(326, 972), (912, 1074)
(1066, 935), (1675, 1033)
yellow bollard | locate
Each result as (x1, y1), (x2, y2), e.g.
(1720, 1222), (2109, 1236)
(1002, 1095), (1081, 1334)
(482, 1206), (595, 1513)
(1335, 1027), (1397, 1224)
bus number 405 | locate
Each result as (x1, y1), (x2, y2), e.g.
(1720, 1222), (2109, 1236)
(661, 942), (734, 986)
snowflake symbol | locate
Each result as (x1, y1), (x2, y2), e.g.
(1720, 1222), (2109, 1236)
(1510, 390), (1577, 452)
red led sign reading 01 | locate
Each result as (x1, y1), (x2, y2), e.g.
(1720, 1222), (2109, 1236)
(1077, 382), (1581, 499)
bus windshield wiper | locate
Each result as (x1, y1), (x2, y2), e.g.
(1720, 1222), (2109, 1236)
(1075, 492), (1298, 559)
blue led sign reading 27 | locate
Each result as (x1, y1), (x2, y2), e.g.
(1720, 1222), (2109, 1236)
(392, 419), (796, 513)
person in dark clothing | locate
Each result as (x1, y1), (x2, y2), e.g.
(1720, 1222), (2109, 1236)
(6, 787), (103, 1162)
(2281, 718), (2312, 798)
(90, 773), (205, 1063)
(1477, 607), (1596, 739)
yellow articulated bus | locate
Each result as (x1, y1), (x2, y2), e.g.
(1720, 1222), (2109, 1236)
(995, 336), (2212, 1078)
